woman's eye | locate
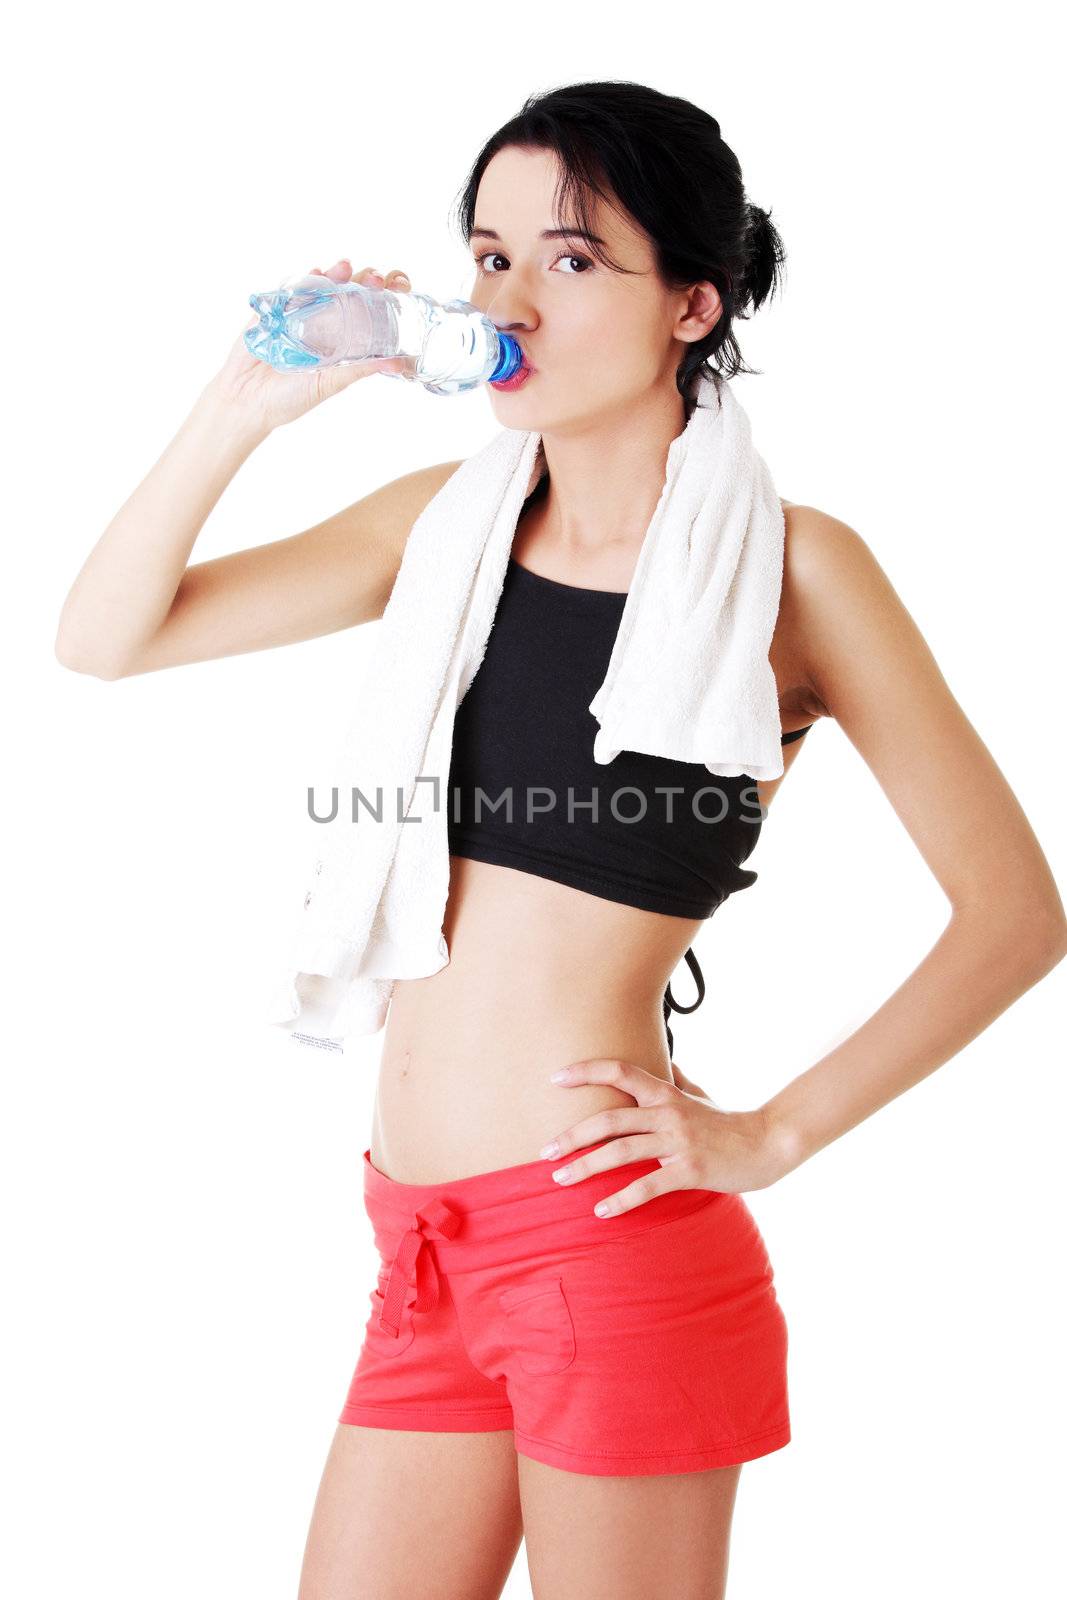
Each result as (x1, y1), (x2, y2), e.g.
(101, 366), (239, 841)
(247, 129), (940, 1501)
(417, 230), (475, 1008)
(473, 251), (592, 276)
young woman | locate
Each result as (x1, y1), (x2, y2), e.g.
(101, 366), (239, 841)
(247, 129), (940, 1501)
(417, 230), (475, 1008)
(57, 82), (1066, 1600)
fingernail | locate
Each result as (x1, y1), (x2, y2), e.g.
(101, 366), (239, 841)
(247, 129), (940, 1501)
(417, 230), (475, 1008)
(552, 1167), (572, 1183)
(550, 1068), (570, 1082)
(539, 1141), (559, 1159)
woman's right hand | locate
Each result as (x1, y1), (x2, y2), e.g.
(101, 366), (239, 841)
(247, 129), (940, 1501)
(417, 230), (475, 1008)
(204, 260), (417, 435)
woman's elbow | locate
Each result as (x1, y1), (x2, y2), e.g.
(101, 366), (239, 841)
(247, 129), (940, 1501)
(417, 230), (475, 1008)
(54, 631), (126, 680)
(951, 886), (1067, 981)
(1036, 907), (1067, 972)
(1006, 896), (1067, 979)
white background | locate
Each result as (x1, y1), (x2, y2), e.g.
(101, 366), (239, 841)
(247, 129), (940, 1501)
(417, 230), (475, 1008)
(5, 2), (1064, 1595)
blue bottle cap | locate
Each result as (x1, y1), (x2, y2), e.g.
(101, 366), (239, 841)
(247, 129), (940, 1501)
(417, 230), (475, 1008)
(490, 333), (523, 383)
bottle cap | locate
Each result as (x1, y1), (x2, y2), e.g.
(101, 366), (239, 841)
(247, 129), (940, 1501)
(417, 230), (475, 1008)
(490, 334), (523, 383)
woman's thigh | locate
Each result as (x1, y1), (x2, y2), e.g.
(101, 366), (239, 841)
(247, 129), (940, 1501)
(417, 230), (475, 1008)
(297, 1423), (524, 1600)
(518, 1456), (743, 1600)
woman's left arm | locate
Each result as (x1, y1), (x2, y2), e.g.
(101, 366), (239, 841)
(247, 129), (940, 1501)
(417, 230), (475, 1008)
(759, 506), (1067, 1181)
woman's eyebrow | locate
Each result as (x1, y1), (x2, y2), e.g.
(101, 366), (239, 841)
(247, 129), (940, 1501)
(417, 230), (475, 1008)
(470, 225), (607, 246)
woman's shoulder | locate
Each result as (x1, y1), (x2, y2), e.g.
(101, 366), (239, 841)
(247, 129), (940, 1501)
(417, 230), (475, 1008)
(776, 499), (916, 724)
(779, 499), (876, 588)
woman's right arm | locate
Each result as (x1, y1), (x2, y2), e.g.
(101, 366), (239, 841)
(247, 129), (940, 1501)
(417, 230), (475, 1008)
(54, 260), (457, 679)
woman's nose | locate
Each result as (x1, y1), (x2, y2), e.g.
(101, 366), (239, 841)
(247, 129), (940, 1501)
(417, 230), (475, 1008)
(482, 282), (536, 326)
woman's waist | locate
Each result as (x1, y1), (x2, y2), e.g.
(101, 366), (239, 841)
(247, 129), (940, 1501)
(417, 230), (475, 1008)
(372, 985), (675, 1185)
(367, 855), (701, 1182)
(382, 983), (672, 1081)
(385, 947), (675, 1049)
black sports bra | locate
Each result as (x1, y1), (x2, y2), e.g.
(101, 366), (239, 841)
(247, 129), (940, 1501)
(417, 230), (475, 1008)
(446, 532), (814, 1056)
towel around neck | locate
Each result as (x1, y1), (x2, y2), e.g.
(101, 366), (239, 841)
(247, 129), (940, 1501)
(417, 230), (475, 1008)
(264, 368), (787, 1052)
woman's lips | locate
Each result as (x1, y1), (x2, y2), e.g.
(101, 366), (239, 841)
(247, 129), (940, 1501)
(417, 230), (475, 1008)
(490, 363), (534, 391)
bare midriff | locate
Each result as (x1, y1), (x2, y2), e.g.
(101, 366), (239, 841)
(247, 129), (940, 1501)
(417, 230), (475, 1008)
(370, 853), (706, 1184)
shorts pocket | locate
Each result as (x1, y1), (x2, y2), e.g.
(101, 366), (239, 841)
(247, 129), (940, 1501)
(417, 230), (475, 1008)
(499, 1275), (576, 1376)
(366, 1261), (416, 1356)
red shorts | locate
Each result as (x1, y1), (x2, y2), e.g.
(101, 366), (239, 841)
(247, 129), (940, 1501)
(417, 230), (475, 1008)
(339, 1140), (791, 1477)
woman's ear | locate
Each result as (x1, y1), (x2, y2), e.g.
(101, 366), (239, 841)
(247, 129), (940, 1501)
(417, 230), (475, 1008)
(677, 280), (724, 341)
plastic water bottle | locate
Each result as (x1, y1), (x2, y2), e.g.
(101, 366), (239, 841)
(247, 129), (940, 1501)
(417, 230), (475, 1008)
(243, 271), (525, 397)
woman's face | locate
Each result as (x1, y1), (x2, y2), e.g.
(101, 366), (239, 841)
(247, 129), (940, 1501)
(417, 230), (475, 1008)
(466, 145), (714, 433)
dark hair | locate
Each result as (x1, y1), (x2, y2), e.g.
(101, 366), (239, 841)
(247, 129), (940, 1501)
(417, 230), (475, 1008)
(450, 80), (787, 393)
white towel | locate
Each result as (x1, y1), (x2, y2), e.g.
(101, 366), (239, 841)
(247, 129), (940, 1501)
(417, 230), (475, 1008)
(263, 370), (786, 1054)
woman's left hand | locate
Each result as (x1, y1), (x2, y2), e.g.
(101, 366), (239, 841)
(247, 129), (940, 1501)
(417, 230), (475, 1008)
(540, 1057), (784, 1214)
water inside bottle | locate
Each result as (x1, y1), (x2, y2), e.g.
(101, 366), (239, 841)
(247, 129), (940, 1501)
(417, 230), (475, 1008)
(243, 272), (523, 392)
(245, 273), (396, 372)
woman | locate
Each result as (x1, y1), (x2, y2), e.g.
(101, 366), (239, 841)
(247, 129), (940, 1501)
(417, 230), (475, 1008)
(56, 82), (1066, 1600)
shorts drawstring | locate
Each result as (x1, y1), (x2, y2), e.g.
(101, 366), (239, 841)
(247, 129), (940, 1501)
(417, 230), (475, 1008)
(377, 1196), (464, 1339)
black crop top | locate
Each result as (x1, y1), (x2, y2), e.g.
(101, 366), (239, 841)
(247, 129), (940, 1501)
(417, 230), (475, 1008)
(445, 541), (813, 1054)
